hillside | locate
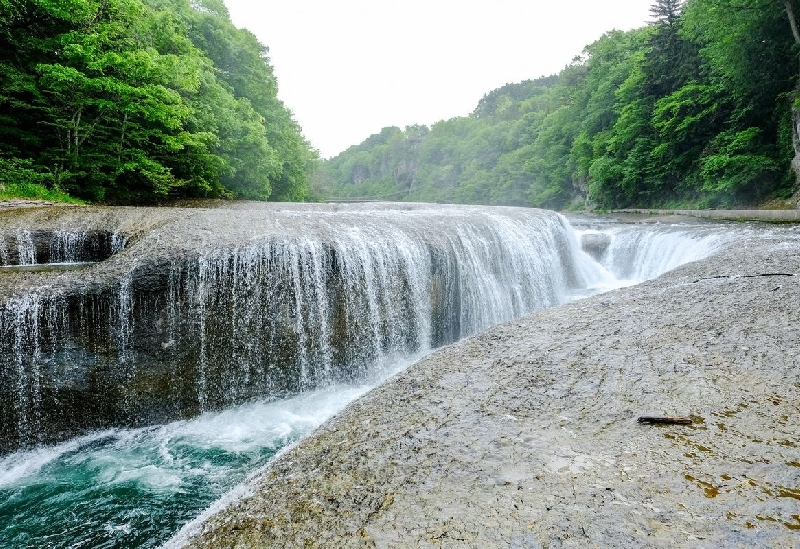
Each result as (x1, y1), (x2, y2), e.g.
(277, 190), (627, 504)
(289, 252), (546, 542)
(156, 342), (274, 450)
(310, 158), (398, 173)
(313, 0), (800, 210)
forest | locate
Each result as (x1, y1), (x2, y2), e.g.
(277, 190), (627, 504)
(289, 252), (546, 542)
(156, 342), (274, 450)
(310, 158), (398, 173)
(2, 0), (799, 208)
(0, 0), (315, 203)
(314, 0), (800, 210)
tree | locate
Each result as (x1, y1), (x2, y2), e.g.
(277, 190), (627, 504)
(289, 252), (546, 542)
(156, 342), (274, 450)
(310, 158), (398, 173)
(0, 0), (316, 203)
(778, 0), (800, 189)
(316, 1), (798, 210)
(682, 0), (797, 201)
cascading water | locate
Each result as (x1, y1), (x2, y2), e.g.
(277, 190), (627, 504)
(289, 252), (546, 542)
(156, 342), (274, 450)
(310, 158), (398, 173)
(15, 230), (35, 265)
(0, 205), (746, 549)
(1, 206), (602, 456)
(0, 227), (126, 271)
(575, 224), (734, 282)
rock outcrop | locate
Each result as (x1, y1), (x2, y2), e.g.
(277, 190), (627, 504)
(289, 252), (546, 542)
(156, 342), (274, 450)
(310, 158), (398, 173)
(0, 203), (587, 454)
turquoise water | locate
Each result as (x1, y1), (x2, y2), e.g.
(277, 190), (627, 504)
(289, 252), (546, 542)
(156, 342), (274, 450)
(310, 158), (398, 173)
(0, 374), (403, 549)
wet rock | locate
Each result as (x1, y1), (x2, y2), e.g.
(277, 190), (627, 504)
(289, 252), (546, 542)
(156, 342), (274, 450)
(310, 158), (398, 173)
(580, 231), (611, 261)
(171, 234), (800, 549)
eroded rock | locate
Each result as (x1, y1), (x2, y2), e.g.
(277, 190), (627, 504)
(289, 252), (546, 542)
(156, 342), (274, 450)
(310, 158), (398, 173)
(171, 235), (800, 549)
(580, 231), (611, 261)
(0, 203), (586, 454)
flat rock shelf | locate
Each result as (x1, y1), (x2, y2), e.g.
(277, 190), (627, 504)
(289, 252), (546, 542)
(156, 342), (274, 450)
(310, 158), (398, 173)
(170, 234), (800, 549)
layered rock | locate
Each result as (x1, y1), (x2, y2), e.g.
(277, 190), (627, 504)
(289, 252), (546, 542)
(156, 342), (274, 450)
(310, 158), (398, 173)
(0, 203), (590, 454)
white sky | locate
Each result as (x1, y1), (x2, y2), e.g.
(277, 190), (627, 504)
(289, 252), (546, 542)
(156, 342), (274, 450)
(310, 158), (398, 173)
(223, 1), (653, 158)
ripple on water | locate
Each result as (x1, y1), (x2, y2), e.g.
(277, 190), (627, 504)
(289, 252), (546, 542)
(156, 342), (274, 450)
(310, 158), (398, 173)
(0, 358), (418, 549)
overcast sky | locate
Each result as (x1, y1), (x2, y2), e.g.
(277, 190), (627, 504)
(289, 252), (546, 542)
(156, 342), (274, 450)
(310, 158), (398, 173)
(223, 1), (653, 158)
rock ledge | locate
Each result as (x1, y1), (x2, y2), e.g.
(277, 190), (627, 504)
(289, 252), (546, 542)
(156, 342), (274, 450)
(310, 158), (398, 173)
(172, 234), (800, 548)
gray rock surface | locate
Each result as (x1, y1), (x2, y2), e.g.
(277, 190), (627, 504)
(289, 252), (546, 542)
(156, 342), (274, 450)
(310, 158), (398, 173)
(612, 208), (800, 222)
(579, 232), (611, 261)
(172, 234), (800, 548)
(0, 199), (59, 209)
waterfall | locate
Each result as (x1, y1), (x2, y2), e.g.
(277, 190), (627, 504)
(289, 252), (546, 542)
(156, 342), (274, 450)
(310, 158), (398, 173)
(0, 205), (753, 549)
(49, 230), (87, 264)
(0, 228), (125, 267)
(0, 206), (603, 454)
(0, 207), (750, 455)
(575, 224), (736, 283)
(15, 230), (35, 265)
(610, 227), (725, 280)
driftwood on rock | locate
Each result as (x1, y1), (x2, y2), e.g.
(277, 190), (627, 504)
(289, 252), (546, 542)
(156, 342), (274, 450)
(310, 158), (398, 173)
(637, 416), (694, 425)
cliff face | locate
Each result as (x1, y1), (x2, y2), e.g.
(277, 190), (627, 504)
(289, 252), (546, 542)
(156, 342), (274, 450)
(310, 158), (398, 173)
(0, 203), (588, 454)
(169, 232), (800, 549)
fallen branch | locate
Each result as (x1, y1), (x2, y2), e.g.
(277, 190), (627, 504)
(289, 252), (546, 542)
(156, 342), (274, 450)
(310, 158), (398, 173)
(637, 416), (693, 425)
(692, 273), (795, 283)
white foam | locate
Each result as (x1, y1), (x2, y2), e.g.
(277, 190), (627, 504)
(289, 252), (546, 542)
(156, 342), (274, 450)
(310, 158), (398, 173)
(159, 353), (423, 548)
(0, 429), (118, 488)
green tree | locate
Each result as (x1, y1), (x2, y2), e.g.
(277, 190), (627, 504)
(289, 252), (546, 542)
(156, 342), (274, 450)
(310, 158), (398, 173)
(315, 0), (799, 210)
(0, 0), (315, 203)
(682, 0), (797, 201)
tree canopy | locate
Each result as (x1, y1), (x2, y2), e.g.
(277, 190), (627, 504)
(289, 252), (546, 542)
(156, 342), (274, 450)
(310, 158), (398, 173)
(0, 0), (316, 203)
(314, 0), (800, 209)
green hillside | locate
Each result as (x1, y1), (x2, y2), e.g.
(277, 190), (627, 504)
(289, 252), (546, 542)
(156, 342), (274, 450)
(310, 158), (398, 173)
(0, 0), (316, 203)
(314, 0), (800, 210)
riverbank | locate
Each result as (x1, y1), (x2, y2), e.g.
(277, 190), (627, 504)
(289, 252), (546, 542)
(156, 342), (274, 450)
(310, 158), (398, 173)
(610, 208), (800, 222)
(0, 199), (76, 209)
(170, 231), (800, 548)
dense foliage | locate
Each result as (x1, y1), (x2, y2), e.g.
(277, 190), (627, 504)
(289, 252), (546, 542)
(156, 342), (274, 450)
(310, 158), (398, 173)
(0, 0), (315, 203)
(315, 0), (800, 209)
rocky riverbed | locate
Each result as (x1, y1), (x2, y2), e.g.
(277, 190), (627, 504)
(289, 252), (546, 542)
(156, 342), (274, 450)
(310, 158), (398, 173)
(170, 231), (800, 549)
